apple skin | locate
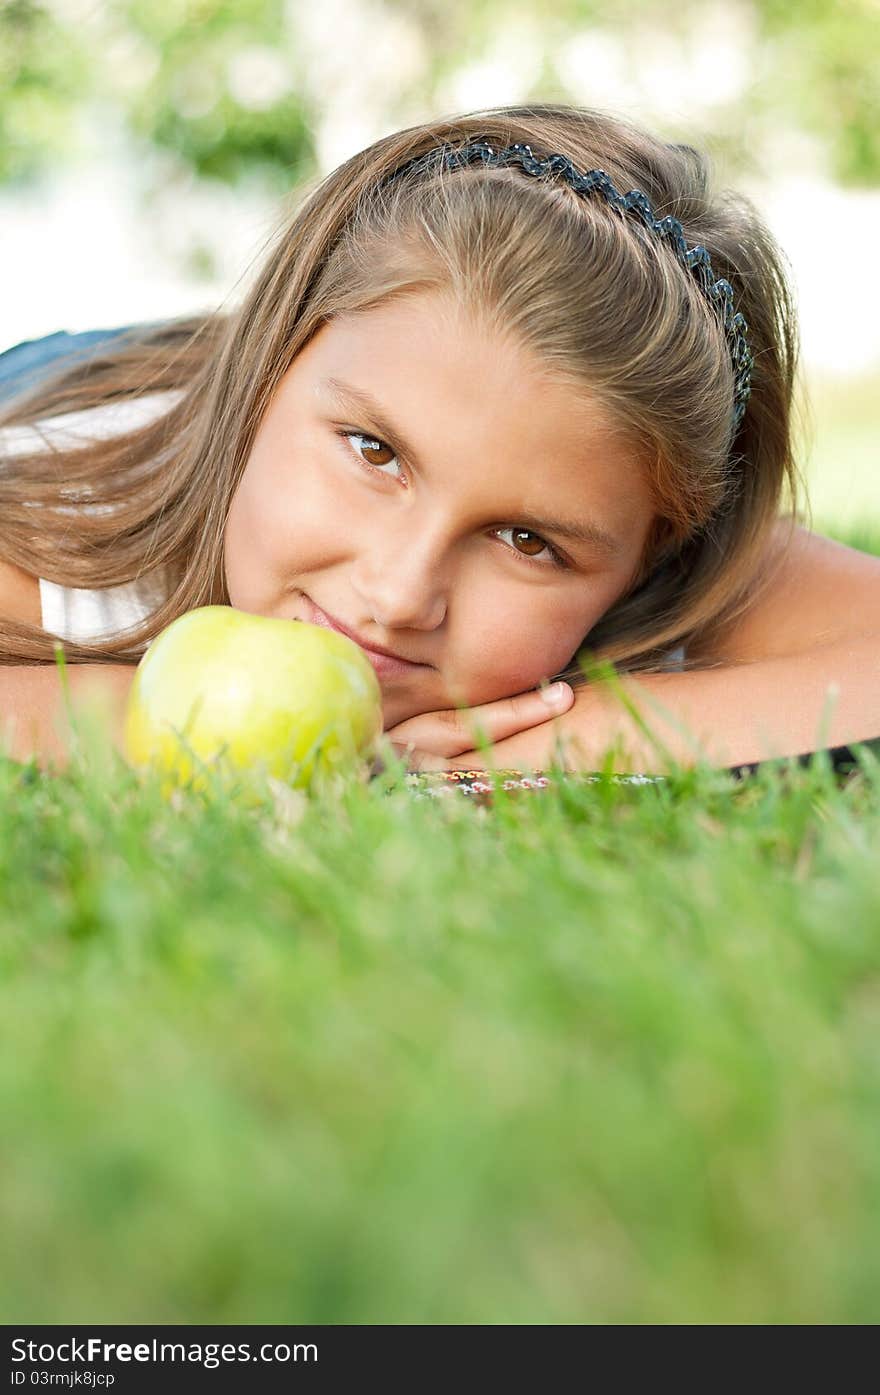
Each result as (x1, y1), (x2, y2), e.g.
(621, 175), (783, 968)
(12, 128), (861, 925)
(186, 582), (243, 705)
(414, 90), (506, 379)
(123, 606), (383, 795)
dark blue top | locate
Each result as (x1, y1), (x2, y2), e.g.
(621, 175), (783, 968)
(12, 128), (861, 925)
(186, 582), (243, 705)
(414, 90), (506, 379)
(0, 323), (163, 406)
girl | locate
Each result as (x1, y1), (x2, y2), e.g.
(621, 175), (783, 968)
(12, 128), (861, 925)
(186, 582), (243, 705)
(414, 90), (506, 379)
(1, 104), (879, 777)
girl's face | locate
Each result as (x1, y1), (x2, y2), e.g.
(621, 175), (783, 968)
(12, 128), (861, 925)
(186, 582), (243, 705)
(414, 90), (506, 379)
(223, 290), (655, 727)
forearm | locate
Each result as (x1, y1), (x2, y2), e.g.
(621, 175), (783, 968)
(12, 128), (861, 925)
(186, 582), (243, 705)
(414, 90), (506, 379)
(0, 664), (137, 770)
(564, 633), (880, 773)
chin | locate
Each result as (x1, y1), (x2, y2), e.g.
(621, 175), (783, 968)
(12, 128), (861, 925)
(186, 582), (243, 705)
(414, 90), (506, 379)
(381, 691), (420, 729)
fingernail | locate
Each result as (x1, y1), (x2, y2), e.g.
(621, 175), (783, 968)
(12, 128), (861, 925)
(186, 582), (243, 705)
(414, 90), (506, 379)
(539, 682), (570, 707)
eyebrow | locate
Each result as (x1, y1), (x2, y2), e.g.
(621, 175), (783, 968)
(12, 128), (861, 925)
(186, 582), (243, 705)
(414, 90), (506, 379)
(319, 377), (625, 557)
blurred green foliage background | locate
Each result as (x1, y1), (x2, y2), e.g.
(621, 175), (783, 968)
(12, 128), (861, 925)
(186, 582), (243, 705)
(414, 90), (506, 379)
(2, 0), (878, 190)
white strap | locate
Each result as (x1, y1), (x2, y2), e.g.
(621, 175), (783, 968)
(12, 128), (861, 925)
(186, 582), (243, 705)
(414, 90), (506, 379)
(39, 570), (170, 643)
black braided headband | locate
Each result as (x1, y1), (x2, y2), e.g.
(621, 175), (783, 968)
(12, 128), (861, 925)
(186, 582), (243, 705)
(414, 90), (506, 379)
(387, 141), (754, 432)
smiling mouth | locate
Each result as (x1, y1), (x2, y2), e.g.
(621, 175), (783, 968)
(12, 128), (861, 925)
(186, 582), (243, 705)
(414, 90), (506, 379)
(298, 596), (431, 672)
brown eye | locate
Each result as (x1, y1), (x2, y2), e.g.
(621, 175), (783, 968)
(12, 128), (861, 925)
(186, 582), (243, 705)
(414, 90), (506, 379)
(344, 431), (403, 480)
(495, 526), (565, 569)
(360, 437), (395, 467)
(511, 529), (547, 557)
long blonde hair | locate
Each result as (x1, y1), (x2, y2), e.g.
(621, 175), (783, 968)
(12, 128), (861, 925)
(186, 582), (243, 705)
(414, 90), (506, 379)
(0, 104), (808, 678)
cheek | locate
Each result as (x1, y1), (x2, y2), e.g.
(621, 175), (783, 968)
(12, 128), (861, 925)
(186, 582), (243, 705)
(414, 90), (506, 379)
(224, 444), (340, 606)
(223, 466), (279, 606)
(446, 584), (602, 705)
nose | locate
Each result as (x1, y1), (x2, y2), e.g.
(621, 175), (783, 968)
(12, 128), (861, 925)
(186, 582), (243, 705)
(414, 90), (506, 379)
(349, 520), (449, 632)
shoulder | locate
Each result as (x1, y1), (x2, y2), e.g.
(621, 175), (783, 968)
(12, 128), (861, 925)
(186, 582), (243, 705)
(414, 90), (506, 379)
(0, 390), (183, 628)
(690, 519), (880, 664)
(0, 559), (41, 626)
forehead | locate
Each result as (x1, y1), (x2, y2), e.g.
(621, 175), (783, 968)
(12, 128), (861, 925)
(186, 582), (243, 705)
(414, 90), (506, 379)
(290, 291), (654, 545)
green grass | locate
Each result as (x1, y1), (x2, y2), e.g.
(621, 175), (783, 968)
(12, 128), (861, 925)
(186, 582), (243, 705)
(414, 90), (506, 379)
(2, 515), (879, 1324)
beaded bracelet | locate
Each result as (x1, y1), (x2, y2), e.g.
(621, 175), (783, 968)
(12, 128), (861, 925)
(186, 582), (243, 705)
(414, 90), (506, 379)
(396, 742), (873, 808)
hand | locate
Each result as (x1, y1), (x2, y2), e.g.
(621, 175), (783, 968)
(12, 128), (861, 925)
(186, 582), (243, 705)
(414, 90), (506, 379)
(381, 681), (579, 772)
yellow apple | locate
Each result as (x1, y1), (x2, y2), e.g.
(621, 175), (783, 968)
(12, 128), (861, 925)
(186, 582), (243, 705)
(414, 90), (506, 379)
(123, 606), (383, 796)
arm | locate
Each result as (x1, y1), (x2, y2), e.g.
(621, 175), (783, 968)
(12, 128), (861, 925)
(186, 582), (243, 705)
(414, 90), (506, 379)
(592, 522), (880, 771)
(525, 521), (880, 772)
(0, 664), (137, 771)
(557, 632), (880, 773)
(386, 524), (880, 774)
(686, 523), (880, 665)
(386, 633), (880, 776)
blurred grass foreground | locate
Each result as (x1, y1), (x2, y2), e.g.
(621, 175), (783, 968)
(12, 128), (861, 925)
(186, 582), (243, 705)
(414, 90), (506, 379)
(2, 732), (880, 1323)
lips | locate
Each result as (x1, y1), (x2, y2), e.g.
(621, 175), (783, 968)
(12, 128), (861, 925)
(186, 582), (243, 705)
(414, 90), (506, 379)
(301, 596), (427, 669)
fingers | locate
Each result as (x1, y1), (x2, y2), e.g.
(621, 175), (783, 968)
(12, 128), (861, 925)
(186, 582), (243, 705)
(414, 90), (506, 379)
(384, 681), (574, 761)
